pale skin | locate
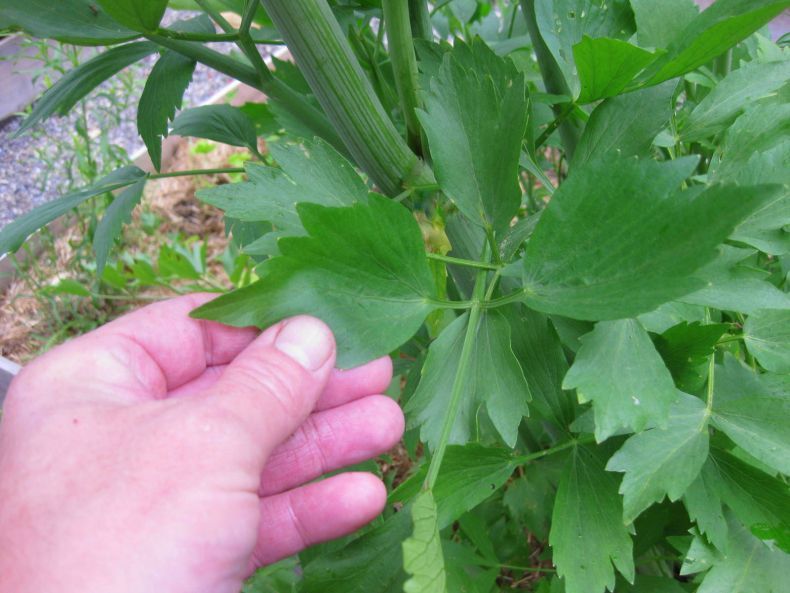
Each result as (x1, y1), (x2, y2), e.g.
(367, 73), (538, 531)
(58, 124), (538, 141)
(0, 294), (405, 593)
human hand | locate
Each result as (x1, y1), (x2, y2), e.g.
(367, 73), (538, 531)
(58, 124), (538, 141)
(0, 294), (403, 593)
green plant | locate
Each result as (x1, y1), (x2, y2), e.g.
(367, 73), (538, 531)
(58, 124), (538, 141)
(1, 0), (789, 591)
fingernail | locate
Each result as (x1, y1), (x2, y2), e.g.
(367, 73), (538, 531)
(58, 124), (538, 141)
(274, 317), (334, 371)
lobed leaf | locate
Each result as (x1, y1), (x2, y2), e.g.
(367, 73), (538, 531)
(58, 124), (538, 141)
(171, 104), (259, 154)
(403, 491), (447, 593)
(606, 393), (709, 523)
(563, 319), (677, 441)
(92, 178), (146, 276)
(417, 39), (527, 234)
(573, 36), (656, 103)
(744, 309), (790, 373)
(192, 195), (438, 368)
(97, 0), (169, 32)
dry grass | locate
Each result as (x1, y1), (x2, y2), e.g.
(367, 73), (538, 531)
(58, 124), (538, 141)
(0, 140), (246, 364)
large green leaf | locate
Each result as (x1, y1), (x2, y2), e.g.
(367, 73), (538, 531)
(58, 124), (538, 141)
(744, 309), (790, 373)
(171, 104), (259, 153)
(550, 445), (634, 593)
(684, 465), (729, 552)
(690, 515), (790, 593)
(535, 0), (636, 96)
(193, 195), (438, 368)
(0, 166), (147, 256)
(92, 178), (146, 276)
(521, 156), (779, 320)
(563, 319), (677, 441)
(606, 393), (709, 523)
(639, 0), (790, 86)
(680, 59), (790, 142)
(0, 0), (138, 45)
(573, 36), (656, 103)
(417, 39), (527, 234)
(97, 0), (168, 32)
(301, 511), (410, 593)
(572, 80), (677, 169)
(389, 444), (518, 529)
(197, 138), (368, 237)
(406, 311), (531, 449)
(17, 41), (157, 135)
(137, 51), (196, 171)
(629, 0), (699, 49)
(403, 491), (447, 593)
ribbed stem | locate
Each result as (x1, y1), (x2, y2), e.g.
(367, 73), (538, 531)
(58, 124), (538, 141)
(383, 0), (423, 152)
(520, 0), (580, 161)
(260, 0), (433, 195)
(408, 0), (433, 41)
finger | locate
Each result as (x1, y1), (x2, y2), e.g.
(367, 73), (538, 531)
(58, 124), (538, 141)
(259, 395), (404, 496)
(315, 356), (393, 411)
(168, 356), (392, 404)
(198, 315), (335, 455)
(251, 473), (386, 568)
(14, 294), (258, 402)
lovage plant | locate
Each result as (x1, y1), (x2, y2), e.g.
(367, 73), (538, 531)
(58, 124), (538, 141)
(0, 0), (788, 591)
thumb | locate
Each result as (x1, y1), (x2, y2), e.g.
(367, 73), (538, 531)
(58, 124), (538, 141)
(200, 315), (336, 456)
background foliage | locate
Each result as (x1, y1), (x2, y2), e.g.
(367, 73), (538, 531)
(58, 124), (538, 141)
(1, 0), (789, 591)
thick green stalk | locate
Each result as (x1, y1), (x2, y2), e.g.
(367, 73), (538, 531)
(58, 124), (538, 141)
(408, 0), (433, 41)
(146, 34), (344, 152)
(520, 0), (581, 161)
(260, 0), (434, 195)
(383, 0), (423, 152)
(424, 247), (489, 490)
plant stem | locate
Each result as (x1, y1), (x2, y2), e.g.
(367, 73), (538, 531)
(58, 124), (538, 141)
(514, 434), (595, 464)
(426, 252), (500, 271)
(483, 288), (528, 309)
(408, 0), (433, 40)
(154, 28), (241, 43)
(424, 246), (489, 490)
(238, 0), (275, 85)
(520, 0), (580, 161)
(148, 167), (246, 179)
(382, 0), (423, 152)
(260, 0), (434, 195)
(534, 102), (575, 150)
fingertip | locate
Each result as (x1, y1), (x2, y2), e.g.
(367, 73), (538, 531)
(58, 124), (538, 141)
(272, 316), (336, 373)
(336, 472), (388, 518)
(366, 395), (406, 449)
(317, 355), (394, 411)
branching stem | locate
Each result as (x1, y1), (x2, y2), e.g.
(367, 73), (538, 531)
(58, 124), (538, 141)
(424, 244), (490, 490)
(514, 434), (595, 464)
(427, 252), (500, 271)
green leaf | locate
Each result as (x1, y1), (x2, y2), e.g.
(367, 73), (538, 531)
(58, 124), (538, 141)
(691, 515), (790, 593)
(301, 510), (410, 593)
(550, 445), (634, 593)
(17, 41), (157, 135)
(572, 80), (677, 169)
(640, 0), (790, 86)
(744, 309), (790, 373)
(389, 444), (518, 529)
(97, 0), (168, 31)
(681, 246), (790, 313)
(521, 156), (780, 320)
(93, 178), (146, 276)
(197, 138), (368, 234)
(654, 322), (728, 392)
(535, 0), (636, 96)
(563, 319), (677, 441)
(0, 166), (146, 256)
(712, 393), (790, 475)
(629, 0), (699, 49)
(504, 304), (576, 429)
(606, 393), (709, 523)
(706, 448), (790, 549)
(417, 39), (527, 233)
(403, 491), (447, 593)
(171, 104), (259, 153)
(0, 0), (138, 45)
(406, 311), (531, 449)
(680, 60), (790, 142)
(684, 467), (729, 552)
(573, 36), (656, 103)
(193, 195), (438, 368)
(137, 51), (197, 171)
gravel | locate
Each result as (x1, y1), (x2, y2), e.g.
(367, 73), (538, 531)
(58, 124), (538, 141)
(0, 10), (273, 229)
